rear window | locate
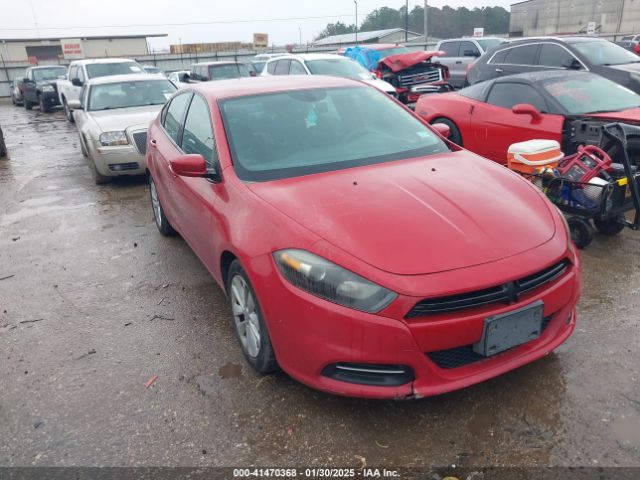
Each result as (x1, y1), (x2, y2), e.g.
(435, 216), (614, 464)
(476, 39), (505, 51)
(86, 62), (143, 79)
(219, 87), (449, 182)
(209, 64), (250, 80)
(439, 41), (460, 57)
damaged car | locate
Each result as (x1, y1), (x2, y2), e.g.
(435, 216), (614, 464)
(147, 75), (580, 399)
(342, 44), (452, 104)
(416, 70), (640, 164)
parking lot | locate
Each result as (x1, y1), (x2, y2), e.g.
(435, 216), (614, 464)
(1, 101), (639, 469)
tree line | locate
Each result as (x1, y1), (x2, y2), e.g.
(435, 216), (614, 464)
(316, 5), (509, 40)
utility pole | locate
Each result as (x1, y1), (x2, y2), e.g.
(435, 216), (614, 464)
(424, 0), (428, 45)
(354, 1), (358, 44)
(405, 0), (409, 42)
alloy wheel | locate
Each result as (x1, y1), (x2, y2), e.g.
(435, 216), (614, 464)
(230, 275), (261, 358)
(150, 178), (162, 227)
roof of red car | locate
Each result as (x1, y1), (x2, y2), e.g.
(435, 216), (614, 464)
(185, 76), (365, 101)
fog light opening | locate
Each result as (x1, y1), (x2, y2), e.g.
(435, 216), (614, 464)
(321, 363), (415, 387)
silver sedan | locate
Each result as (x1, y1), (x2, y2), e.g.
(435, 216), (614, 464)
(69, 73), (176, 184)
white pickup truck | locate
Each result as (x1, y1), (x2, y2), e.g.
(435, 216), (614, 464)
(56, 58), (144, 122)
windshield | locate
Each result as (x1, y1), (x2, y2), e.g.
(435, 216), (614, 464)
(209, 64), (250, 80)
(374, 46), (410, 58)
(33, 67), (67, 82)
(542, 74), (640, 114)
(476, 39), (505, 51)
(220, 86), (449, 181)
(86, 62), (143, 79)
(306, 58), (372, 80)
(568, 39), (640, 66)
(88, 80), (176, 111)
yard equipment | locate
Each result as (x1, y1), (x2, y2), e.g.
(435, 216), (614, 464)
(507, 123), (640, 249)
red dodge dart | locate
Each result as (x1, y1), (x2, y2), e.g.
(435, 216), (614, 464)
(415, 71), (640, 164)
(146, 75), (580, 399)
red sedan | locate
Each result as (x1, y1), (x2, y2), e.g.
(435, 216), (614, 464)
(146, 75), (580, 399)
(416, 70), (640, 164)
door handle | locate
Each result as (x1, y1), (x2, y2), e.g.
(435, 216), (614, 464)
(495, 68), (504, 73)
(455, 60), (463, 64)
(149, 139), (157, 148)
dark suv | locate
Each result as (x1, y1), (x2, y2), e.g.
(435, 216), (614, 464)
(467, 36), (640, 94)
(23, 65), (68, 112)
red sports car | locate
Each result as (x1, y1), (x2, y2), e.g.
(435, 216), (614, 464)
(416, 70), (640, 164)
(146, 75), (580, 399)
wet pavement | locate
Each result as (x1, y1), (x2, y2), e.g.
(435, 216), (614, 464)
(0, 102), (639, 469)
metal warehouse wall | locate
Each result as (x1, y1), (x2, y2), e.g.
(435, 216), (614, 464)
(510, 0), (640, 37)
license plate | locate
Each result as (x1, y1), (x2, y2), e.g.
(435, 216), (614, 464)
(473, 300), (544, 357)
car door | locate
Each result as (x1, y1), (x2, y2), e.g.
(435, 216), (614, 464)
(537, 43), (583, 71)
(149, 92), (193, 228)
(67, 64), (83, 101)
(455, 41), (481, 88)
(470, 81), (564, 162)
(172, 93), (223, 268)
(24, 68), (36, 103)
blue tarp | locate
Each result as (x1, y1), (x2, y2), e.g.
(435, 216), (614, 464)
(341, 46), (382, 72)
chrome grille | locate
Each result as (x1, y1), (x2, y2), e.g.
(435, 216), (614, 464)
(398, 69), (442, 88)
(132, 131), (148, 155)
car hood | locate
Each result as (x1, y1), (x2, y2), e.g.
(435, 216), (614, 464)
(608, 62), (640, 73)
(88, 105), (163, 132)
(583, 107), (640, 122)
(379, 51), (445, 73)
(362, 78), (396, 93)
(248, 152), (556, 275)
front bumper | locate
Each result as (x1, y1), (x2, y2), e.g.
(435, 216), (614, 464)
(248, 254), (580, 399)
(91, 142), (147, 177)
(40, 91), (60, 107)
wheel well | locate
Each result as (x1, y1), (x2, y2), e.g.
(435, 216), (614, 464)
(220, 251), (237, 287)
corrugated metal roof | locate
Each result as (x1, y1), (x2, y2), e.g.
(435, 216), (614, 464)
(314, 28), (421, 46)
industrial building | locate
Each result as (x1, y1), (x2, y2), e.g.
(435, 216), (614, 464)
(510, 0), (640, 38)
(313, 28), (422, 47)
(0, 34), (167, 63)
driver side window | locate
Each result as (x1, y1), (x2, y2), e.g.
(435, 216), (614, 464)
(486, 83), (549, 112)
(181, 94), (217, 168)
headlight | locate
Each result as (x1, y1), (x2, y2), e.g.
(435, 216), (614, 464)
(41, 85), (54, 92)
(274, 249), (397, 313)
(99, 131), (128, 146)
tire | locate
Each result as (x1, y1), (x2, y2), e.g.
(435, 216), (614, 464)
(39, 95), (51, 113)
(594, 216), (625, 236)
(431, 117), (463, 146)
(24, 98), (33, 110)
(79, 134), (88, 158)
(149, 175), (176, 236)
(63, 98), (75, 123)
(226, 260), (278, 374)
(567, 216), (594, 249)
(88, 153), (110, 185)
(11, 95), (16, 106)
(0, 127), (7, 158)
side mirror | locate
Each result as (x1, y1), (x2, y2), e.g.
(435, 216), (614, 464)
(169, 154), (219, 180)
(23, 77), (30, 84)
(463, 49), (480, 58)
(562, 58), (581, 70)
(512, 103), (542, 122)
(180, 73), (190, 83)
(71, 78), (84, 87)
(432, 123), (451, 138)
(67, 99), (82, 110)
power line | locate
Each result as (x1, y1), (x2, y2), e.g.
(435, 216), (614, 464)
(0, 13), (370, 32)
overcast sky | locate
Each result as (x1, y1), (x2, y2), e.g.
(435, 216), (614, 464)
(0, 0), (514, 50)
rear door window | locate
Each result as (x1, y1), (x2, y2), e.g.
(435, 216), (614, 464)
(289, 61), (307, 75)
(267, 61), (277, 75)
(502, 44), (539, 65)
(440, 41), (460, 57)
(487, 83), (548, 112)
(274, 60), (291, 75)
(538, 44), (576, 68)
(163, 93), (193, 145)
